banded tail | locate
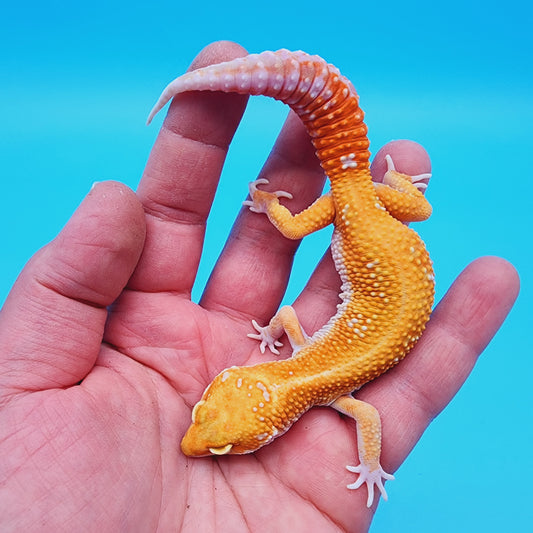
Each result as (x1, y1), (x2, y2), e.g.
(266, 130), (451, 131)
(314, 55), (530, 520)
(147, 50), (371, 176)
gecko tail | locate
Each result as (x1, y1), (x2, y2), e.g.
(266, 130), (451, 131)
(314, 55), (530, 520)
(146, 94), (169, 125)
(146, 97), (166, 125)
(146, 49), (370, 170)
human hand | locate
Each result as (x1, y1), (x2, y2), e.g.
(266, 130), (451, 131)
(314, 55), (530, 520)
(0, 41), (519, 532)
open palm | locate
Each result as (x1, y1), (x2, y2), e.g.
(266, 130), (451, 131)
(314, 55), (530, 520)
(0, 41), (519, 532)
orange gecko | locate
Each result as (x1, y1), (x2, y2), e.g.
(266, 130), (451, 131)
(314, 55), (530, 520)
(148, 49), (435, 507)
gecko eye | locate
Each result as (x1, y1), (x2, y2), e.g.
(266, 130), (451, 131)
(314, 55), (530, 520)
(208, 444), (233, 455)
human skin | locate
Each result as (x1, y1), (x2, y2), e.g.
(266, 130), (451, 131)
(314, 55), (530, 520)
(0, 41), (520, 532)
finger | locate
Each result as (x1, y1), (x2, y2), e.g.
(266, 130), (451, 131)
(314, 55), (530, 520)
(200, 110), (325, 320)
(364, 256), (519, 468)
(0, 182), (145, 397)
(130, 41), (250, 295)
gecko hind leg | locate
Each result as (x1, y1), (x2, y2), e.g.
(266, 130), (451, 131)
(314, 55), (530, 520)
(332, 394), (394, 507)
(247, 305), (310, 355)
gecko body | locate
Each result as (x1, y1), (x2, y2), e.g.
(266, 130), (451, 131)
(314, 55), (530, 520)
(148, 50), (434, 507)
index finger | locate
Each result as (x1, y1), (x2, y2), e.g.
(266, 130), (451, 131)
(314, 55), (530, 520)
(130, 41), (249, 294)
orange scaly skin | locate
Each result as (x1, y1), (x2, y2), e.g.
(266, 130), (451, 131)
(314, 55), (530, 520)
(148, 50), (435, 507)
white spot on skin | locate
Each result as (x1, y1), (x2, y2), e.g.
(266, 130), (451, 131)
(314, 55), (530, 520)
(221, 371), (230, 382)
(346, 318), (359, 328)
(340, 153), (358, 170)
(256, 433), (269, 441)
(256, 382), (271, 402)
(237, 378), (242, 388)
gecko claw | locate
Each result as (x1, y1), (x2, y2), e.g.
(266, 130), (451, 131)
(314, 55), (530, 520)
(272, 190), (293, 200)
(410, 172), (431, 191)
(248, 178), (270, 195)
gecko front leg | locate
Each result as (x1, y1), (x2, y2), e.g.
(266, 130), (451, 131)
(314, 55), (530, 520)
(243, 179), (336, 240)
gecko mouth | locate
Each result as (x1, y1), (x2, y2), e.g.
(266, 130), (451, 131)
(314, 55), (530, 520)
(208, 444), (233, 455)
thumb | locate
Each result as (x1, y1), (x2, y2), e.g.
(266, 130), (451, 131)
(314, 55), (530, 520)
(0, 181), (145, 398)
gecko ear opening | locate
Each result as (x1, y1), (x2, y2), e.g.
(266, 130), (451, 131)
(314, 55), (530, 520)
(209, 444), (233, 455)
(191, 400), (206, 423)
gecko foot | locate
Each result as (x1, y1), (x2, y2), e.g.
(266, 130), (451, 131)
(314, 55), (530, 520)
(247, 319), (283, 354)
(243, 178), (293, 214)
(346, 463), (395, 508)
(384, 154), (431, 192)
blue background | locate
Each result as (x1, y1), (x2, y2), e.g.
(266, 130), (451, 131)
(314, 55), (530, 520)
(2, 1), (531, 530)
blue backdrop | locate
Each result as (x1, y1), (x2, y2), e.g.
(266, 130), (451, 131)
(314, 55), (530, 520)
(2, 1), (531, 530)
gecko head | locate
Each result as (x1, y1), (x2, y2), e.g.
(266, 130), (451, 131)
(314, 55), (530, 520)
(180, 366), (279, 457)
